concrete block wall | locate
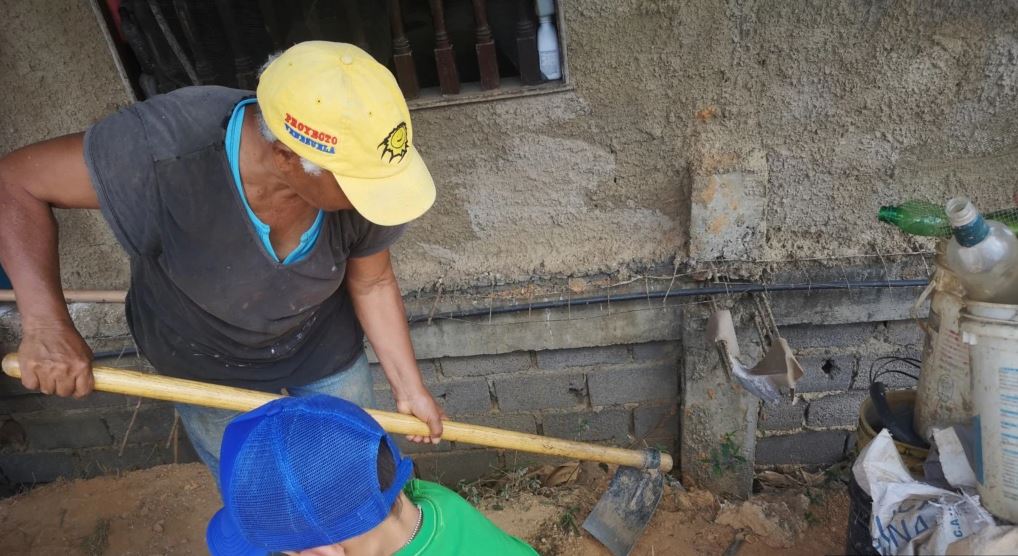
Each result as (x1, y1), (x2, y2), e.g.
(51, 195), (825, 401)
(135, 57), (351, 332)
(372, 342), (682, 485)
(0, 284), (926, 493)
(0, 358), (199, 495)
(0, 341), (681, 491)
(756, 320), (923, 466)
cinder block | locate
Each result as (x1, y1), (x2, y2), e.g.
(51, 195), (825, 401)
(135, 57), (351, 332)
(373, 388), (397, 412)
(543, 408), (632, 445)
(806, 391), (868, 429)
(0, 451), (77, 483)
(0, 418), (28, 452)
(501, 451), (575, 470)
(75, 442), (199, 479)
(0, 379), (38, 398)
(103, 405), (178, 446)
(794, 355), (857, 393)
(759, 399), (806, 432)
(781, 322), (879, 349)
(372, 360), (438, 388)
(493, 373), (587, 411)
(857, 351), (922, 390)
(634, 403), (678, 439)
(412, 449), (502, 486)
(884, 320), (923, 349)
(1, 392), (153, 415)
(587, 363), (678, 406)
(632, 341), (680, 362)
(374, 380), (491, 416)
(536, 346), (629, 370)
(456, 413), (538, 435)
(22, 415), (112, 450)
(441, 352), (532, 378)
(430, 379), (492, 415)
(755, 431), (850, 465)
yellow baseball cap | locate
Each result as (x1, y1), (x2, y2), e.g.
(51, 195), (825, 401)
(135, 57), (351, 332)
(257, 41), (435, 226)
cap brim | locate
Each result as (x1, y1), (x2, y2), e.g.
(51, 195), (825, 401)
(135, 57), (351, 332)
(206, 509), (268, 556)
(333, 146), (436, 226)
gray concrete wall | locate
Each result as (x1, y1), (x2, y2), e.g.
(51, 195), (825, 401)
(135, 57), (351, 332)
(1, 282), (926, 490)
(756, 319), (923, 466)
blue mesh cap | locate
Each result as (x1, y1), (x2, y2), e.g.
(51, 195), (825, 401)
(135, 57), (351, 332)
(206, 395), (414, 555)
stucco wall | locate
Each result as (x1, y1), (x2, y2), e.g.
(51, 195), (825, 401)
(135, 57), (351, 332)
(398, 0), (1018, 290)
(1, 0), (133, 289)
(2, 1), (1017, 291)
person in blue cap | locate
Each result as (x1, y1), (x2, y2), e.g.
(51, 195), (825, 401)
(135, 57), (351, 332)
(207, 394), (538, 555)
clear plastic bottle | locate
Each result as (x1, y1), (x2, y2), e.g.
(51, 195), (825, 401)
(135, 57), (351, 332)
(944, 197), (1018, 304)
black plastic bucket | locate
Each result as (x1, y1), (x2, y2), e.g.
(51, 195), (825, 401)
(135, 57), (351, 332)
(845, 474), (877, 555)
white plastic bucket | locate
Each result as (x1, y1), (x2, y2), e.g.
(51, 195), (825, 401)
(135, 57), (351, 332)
(914, 259), (972, 440)
(961, 303), (1018, 523)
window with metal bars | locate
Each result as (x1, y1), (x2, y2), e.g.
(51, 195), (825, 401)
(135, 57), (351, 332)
(100, 0), (566, 106)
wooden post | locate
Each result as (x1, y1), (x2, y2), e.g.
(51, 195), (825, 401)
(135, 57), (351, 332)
(429, 0), (461, 95)
(515, 0), (541, 85)
(343, 0), (370, 52)
(472, 0), (500, 90)
(387, 0), (420, 99)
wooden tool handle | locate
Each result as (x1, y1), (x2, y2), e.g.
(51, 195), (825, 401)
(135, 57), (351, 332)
(2, 354), (672, 472)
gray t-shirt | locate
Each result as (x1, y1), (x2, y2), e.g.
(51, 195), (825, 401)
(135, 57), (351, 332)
(83, 86), (404, 391)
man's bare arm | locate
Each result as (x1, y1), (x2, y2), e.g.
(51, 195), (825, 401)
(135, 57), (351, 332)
(347, 249), (445, 443)
(0, 133), (100, 397)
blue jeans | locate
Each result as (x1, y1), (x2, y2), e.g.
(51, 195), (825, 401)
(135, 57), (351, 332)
(176, 352), (375, 482)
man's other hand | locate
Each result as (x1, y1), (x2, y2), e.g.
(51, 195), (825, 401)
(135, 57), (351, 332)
(396, 389), (445, 444)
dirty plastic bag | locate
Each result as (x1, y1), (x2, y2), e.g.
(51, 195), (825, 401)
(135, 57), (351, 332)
(854, 429), (994, 555)
(945, 525), (1018, 555)
(729, 356), (781, 403)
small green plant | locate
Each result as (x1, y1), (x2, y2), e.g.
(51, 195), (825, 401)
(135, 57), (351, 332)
(457, 479), (484, 506)
(573, 418), (591, 435)
(456, 464), (545, 507)
(804, 510), (819, 526)
(823, 459), (852, 484)
(559, 505), (580, 535)
(701, 431), (747, 476)
(804, 486), (824, 505)
(81, 519), (110, 556)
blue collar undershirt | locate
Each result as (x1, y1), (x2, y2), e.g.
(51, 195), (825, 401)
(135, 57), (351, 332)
(225, 98), (324, 265)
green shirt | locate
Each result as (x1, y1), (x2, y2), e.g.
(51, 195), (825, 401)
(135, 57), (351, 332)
(395, 480), (539, 556)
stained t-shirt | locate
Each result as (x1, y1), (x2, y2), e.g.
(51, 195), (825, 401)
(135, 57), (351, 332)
(83, 86), (405, 391)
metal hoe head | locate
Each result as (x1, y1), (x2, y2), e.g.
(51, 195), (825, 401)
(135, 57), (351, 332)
(582, 459), (666, 556)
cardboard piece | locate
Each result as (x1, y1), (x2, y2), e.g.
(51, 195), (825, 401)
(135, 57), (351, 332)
(748, 337), (805, 390)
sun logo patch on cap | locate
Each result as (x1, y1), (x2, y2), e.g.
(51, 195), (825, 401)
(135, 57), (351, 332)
(378, 122), (409, 163)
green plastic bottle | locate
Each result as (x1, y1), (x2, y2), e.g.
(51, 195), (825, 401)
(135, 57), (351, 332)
(878, 201), (1018, 237)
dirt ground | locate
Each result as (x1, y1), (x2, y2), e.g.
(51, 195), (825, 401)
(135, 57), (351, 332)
(0, 462), (849, 555)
